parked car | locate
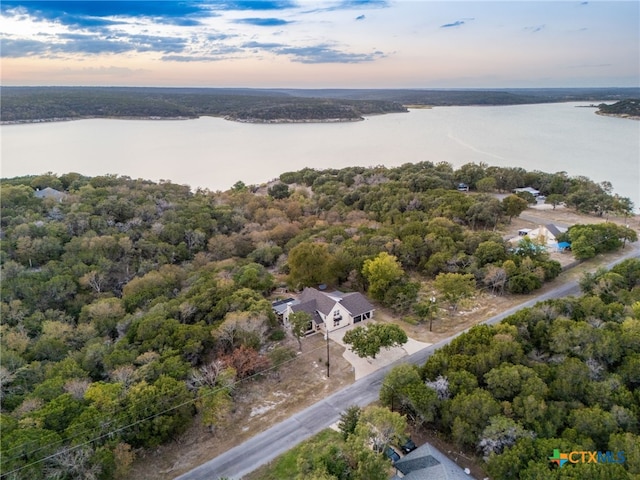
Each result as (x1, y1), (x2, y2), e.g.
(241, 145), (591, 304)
(385, 446), (401, 464)
(400, 437), (417, 454)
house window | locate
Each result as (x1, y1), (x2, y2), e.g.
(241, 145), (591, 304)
(334, 318), (340, 327)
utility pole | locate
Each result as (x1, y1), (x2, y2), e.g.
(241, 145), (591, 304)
(326, 327), (330, 378)
(429, 296), (437, 332)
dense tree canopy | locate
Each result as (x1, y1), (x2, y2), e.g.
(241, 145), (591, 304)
(0, 163), (633, 479)
(377, 258), (640, 479)
(343, 323), (408, 359)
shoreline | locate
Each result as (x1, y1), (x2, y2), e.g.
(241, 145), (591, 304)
(0, 115), (197, 125)
(595, 111), (640, 121)
(2, 114), (367, 126)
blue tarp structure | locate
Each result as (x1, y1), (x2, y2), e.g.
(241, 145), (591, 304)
(557, 241), (571, 251)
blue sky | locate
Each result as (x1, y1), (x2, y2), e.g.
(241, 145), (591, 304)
(1, 1), (638, 87)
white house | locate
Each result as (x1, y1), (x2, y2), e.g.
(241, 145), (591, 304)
(526, 224), (567, 248)
(513, 187), (540, 197)
(282, 287), (374, 334)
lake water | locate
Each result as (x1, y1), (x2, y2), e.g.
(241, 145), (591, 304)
(1, 102), (639, 208)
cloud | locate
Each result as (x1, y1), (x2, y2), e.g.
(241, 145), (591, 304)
(234, 17), (291, 26)
(566, 63), (612, 69)
(0, 38), (50, 57)
(1, 31), (189, 57)
(215, 1), (296, 10)
(441, 20), (465, 28)
(355, 14), (366, 21)
(278, 44), (384, 63)
(162, 45), (242, 62)
(338, 0), (388, 8)
(524, 25), (545, 33)
(242, 41), (285, 49)
(303, 0), (388, 14)
(0, 1), (212, 27)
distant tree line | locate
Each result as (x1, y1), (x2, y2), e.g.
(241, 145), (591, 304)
(0, 87), (405, 123)
(3, 87), (639, 123)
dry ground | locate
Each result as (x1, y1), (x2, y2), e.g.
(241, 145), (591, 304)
(126, 205), (639, 480)
(126, 334), (354, 480)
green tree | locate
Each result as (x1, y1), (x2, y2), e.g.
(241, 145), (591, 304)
(124, 375), (194, 448)
(447, 389), (501, 448)
(287, 242), (334, 288)
(197, 386), (233, 434)
(545, 193), (564, 209)
(337, 405), (362, 440)
(289, 311), (312, 351)
(362, 252), (404, 302)
(433, 272), (476, 312)
(343, 323), (408, 359)
(413, 298), (438, 331)
(475, 240), (507, 266)
(502, 194), (529, 223)
(476, 176), (497, 192)
(354, 405), (407, 453)
(233, 262), (274, 294)
(268, 182), (290, 199)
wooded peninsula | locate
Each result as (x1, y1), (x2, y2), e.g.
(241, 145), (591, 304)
(1, 163), (638, 479)
(2, 86), (638, 123)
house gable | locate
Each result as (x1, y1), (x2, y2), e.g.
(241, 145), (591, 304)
(284, 288), (375, 332)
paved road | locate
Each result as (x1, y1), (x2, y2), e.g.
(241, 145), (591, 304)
(175, 245), (640, 480)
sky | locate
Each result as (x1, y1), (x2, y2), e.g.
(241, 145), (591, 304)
(1, 1), (638, 88)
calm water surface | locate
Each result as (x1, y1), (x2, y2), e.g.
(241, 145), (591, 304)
(2, 102), (639, 208)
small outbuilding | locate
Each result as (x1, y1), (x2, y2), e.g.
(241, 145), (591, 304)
(34, 187), (67, 202)
(513, 187), (540, 197)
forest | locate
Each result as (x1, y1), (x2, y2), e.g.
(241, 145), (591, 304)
(2, 86), (639, 123)
(257, 257), (640, 479)
(0, 162), (636, 479)
(378, 257), (640, 479)
(597, 99), (640, 119)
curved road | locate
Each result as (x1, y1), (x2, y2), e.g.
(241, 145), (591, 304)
(175, 245), (639, 480)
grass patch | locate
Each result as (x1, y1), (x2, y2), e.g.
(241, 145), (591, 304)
(245, 429), (342, 480)
(401, 315), (419, 326)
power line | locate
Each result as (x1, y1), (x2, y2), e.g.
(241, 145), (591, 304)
(1, 340), (330, 478)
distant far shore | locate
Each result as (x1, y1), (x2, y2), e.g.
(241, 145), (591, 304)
(1, 116), (196, 126)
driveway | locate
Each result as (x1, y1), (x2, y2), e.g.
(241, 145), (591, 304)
(329, 323), (431, 380)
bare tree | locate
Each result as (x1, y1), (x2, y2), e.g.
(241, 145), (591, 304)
(483, 265), (507, 295)
(44, 446), (101, 480)
(188, 359), (226, 390)
(64, 379), (91, 400)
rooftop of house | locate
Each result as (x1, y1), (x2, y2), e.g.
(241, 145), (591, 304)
(298, 287), (374, 317)
(34, 187), (68, 201)
(271, 298), (296, 316)
(391, 443), (475, 480)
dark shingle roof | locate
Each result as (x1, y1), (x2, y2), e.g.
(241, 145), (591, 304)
(290, 299), (323, 325)
(393, 443), (474, 480)
(340, 292), (374, 316)
(298, 288), (374, 316)
(545, 224), (563, 238)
